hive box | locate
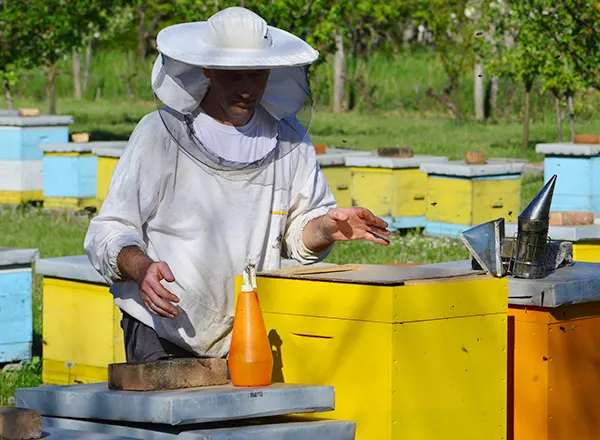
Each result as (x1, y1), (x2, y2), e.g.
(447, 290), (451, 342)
(92, 143), (127, 208)
(427, 259), (600, 440)
(505, 223), (600, 263)
(421, 160), (525, 238)
(536, 143), (600, 214)
(0, 115), (73, 204)
(0, 247), (38, 363)
(345, 155), (448, 230)
(237, 263), (508, 440)
(36, 255), (125, 384)
(316, 147), (371, 208)
(41, 141), (126, 210)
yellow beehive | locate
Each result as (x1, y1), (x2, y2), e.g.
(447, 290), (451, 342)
(317, 148), (371, 208)
(421, 160), (525, 238)
(346, 155), (448, 230)
(37, 255), (125, 384)
(92, 143), (127, 209)
(236, 264), (508, 440)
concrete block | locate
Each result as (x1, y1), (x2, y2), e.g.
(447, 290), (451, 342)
(108, 358), (228, 391)
(0, 406), (41, 440)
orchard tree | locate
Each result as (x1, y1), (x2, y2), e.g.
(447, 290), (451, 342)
(18, 0), (125, 114)
(415, 0), (477, 121)
(0, 0), (37, 110)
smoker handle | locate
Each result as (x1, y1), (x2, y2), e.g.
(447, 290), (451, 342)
(492, 201), (503, 208)
(413, 194), (425, 200)
(336, 184), (349, 190)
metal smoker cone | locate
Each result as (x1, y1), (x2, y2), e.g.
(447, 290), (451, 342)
(511, 174), (557, 279)
(460, 218), (506, 277)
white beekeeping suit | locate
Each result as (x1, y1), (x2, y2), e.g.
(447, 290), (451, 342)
(84, 7), (337, 358)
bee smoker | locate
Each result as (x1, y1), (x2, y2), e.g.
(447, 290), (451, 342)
(510, 175), (557, 279)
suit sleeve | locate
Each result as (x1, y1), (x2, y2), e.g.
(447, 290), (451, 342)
(282, 142), (338, 264)
(84, 112), (168, 284)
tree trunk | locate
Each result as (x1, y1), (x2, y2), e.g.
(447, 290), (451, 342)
(138, 7), (148, 60)
(567, 93), (575, 141)
(555, 95), (562, 142)
(83, 36), (92, 92)
(46, 62), (57, 115)
(73, 49), (82, 100)
(4, 79), (13, 111)
(332, 32), (345, 113)
(522, 83), (532, 153)
(474, 60), (484, 121)
(490, 75), (499, 118)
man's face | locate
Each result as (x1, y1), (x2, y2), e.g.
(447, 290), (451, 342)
(203, 69), (270, 122)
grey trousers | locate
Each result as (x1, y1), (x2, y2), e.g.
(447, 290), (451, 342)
(120, 311), (197, 363)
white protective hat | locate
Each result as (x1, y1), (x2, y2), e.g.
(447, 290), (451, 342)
(151, 7), (319, 173)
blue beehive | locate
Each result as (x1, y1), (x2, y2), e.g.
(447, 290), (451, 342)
(0, 115), (73, 205)
(0, 247), (39, 363)
(536, 142), (600, 213)
(40, 141), (126, 210)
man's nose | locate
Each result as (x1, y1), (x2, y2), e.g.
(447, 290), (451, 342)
(238, 75), (253, 98)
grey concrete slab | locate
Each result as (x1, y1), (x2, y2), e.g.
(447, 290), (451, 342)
(16, 382), (335, 426)
(505, 222), (600, 242)
(0, 247), (39, 267)
(42, 425), (139, 439)
(536, 142), (600, 156)
(36, 255), (107, 284)
(42, 416), (355, 440)
(0, 110), (18, 117)
(41, 141), (128, 154)
(420, 160), (525, 177)
(0, 115), (74, 126)
(345, 155), (448, 169)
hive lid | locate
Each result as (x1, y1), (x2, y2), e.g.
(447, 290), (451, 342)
(0, 247), (39, 266)
(420, 160), (525, 177)
(92, 142), (129, 158)
(259, 263), (482, 285)
(536, 142), (600, 157)
(36, 255), (107, 284)
(508, 261), (600, 307)
(0, 115), (74, 127)
(0, 109), (18, 117)
(15, 382), (334, 426)
(40, 141), (128, 154)
(345, 155), (448, 169)
(316, 149), (371, 166)
(424, 259), (600, 308)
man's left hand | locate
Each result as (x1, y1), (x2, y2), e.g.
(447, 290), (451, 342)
(303, 207), (391, 252)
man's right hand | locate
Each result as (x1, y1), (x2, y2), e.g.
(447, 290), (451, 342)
(138, 261), (180, 319)
(117, 246), (180, 319)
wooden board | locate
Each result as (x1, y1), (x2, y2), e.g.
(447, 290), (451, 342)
(259, 264), (482, 286)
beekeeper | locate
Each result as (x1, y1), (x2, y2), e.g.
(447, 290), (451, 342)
(84, 7), (390, 363)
